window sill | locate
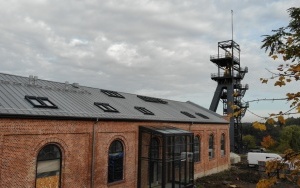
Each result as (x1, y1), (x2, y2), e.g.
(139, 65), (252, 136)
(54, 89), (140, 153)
(108, 179), (125, 186)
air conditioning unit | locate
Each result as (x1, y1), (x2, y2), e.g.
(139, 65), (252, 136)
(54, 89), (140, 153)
(181, 152), (193, 162)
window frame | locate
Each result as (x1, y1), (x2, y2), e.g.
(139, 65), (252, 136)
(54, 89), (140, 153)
(94, 102), (119, 113)
(181, 111), (196, 118)
(35, 144), (62, 188)
(25, 95), (58, 109)
(137, 95), (168, 104)
(208, 134), (215, 159)
(108, 139), (124, 183)
(134, 106), (155, 115)
(220, 133), (226, 156)
(195, 113), (209, 119)
(194, 136), (200, 162)
(101, 89), (125, 98)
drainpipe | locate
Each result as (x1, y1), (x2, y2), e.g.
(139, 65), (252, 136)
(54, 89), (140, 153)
(91, 118), (98, 188)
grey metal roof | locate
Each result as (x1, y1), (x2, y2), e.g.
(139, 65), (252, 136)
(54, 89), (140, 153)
(0, 73), (227, 124)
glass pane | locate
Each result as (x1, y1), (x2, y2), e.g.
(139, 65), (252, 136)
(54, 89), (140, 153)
(36, 144), (61, 188)
(31, 98), (42, 106)
(37, 159), (60, 174)
(42, 99), (54, 106)
(36, 175), (60, 188)
(108, 140), (124, 183)
(38, 145), (61, 161)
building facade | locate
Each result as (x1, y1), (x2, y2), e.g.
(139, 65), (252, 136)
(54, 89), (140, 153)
(0, 73), (230, 188)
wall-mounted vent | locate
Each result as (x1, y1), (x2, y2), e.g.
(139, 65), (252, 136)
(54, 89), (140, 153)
(137, 95), (167, 104)
(101, 89), (125, 98)
(180, 111), (196, 118)
(25, 95), (58, 108)
(195, 113), (209, 119)
(134, 106), (154, 115)
(94, 102), (119, 113)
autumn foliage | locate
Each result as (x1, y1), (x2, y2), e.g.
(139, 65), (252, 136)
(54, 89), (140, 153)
(261, 135), (276, 149)
(256, 7), (300, 187)
(260, 7), (300, 120)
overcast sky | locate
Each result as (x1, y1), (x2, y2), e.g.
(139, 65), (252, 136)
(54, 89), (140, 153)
(1, 0), (299, 122)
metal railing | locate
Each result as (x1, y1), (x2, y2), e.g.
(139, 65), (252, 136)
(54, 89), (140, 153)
(210, 54), (240, 63)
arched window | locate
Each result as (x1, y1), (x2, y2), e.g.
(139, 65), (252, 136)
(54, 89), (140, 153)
(194, 136), (200, 162)
(108, 140), (124, 183)
(209, 134), (215, 159)
(221, 133), (226, 156)
(36, 144), (62, 188)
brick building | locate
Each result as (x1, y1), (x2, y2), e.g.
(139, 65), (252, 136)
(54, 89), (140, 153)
(0, 73), (230, 188)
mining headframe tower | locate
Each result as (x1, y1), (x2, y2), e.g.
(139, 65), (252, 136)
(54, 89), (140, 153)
(209, 40), (249, 153)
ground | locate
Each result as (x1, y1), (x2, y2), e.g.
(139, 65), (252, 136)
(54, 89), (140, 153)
(195, 155), (298, 188)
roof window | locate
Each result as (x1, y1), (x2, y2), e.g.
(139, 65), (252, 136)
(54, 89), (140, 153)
(101, 89), (125, 98)
(137, 95), (167, 104)
(25, 95), (58, 108)
(94, 102), (119, 113)
(134, 106), (154, 115)
(195, 113), (209, 119)
(180, 111), (196, 118)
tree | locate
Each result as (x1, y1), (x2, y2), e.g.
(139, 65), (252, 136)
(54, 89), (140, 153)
(278, 125), (300, 152)
(257, 7), (300, 187)
(242, 135), (256, 149)
(261, 135), (276, 149)
(260, 7), (300, 122)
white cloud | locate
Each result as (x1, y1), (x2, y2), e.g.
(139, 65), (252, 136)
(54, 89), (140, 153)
(0, 0), (299, 122)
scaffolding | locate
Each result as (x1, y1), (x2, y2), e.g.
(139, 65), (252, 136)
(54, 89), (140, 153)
(209, 40), (249, 153)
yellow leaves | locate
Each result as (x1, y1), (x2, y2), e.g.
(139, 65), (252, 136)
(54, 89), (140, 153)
(278, 49), (285, 54)
(297, 105), (300, 113)
(253, 121), (266, 131)
(274, 80), (286, 87)
(256, 177), (277, 188)
(279, 76), (285, 81)
(292, 64), (300, 72)
(233, 91), (239, 97)
(266, 118), (275, 125)
(287, 36), (294, 45)
(272, 55), (278, 60)
(261, 135), (276, 149)
(258, 149), (300, 187)
(260, 78), (268, 84)
(274, 76), (286, 87)
(278, 115), (286, 125)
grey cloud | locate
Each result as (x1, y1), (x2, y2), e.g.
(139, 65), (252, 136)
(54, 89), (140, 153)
(1, 0), (299, 122)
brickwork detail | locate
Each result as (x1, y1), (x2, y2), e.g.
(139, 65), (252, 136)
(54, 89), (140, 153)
(0, 119), (229, 187)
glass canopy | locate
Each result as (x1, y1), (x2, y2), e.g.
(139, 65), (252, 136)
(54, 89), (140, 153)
(138, 126), (194, 188)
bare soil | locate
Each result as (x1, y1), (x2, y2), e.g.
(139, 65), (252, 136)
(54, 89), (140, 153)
(195, 155), (298, 188)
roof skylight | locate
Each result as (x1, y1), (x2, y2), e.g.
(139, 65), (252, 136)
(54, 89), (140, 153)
(134, 106), (154, 115)
(180, 111), (196, 118)
(101, 89), (125, 98)
(195, 113), (209, 119)
(137, 95), (167, 104)
(94, 102), (119, 113)
(25, 95), (58, 108)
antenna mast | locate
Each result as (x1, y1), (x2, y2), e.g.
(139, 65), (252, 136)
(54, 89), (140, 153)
(231, 10), (233, 41)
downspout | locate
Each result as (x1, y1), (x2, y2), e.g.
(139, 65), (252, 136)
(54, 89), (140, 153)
(91, 118), (98, 188)
(189, 121), (195, 185)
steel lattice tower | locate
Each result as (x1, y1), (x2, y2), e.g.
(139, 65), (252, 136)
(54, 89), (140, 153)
(209, 40), (249, 153)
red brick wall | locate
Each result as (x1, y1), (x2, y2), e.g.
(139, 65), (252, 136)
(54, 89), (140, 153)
(0, 118), (229, 187)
